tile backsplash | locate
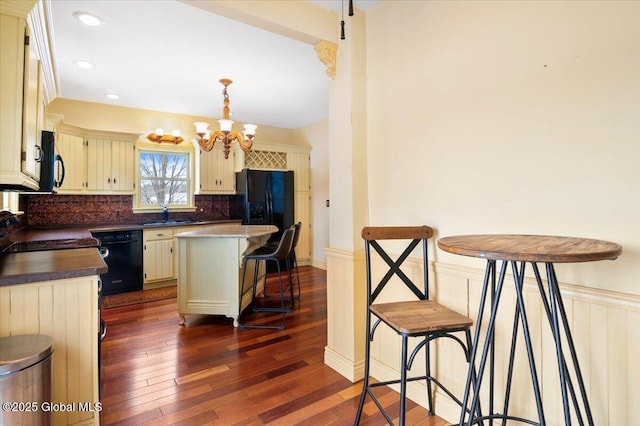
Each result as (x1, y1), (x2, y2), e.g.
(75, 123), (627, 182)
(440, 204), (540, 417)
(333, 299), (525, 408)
(22, 194), (241, 227)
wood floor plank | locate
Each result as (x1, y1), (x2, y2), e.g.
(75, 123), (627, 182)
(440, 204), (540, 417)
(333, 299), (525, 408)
(100, 266), (450, 425)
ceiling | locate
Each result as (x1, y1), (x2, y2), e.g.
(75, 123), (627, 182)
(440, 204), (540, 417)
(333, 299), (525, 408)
(48, 0), (380, 130)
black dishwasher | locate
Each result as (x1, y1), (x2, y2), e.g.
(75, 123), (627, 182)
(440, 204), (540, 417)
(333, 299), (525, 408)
(91, 230), (143, 295)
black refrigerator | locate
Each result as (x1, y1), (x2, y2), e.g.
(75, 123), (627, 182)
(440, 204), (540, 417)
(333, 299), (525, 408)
(236, 168), (294, 245)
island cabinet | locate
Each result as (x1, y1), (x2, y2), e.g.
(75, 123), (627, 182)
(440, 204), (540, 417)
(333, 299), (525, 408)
(198, 146), (236, 194)
(0, 276), (100, 426)
(175, 224), (277, 327)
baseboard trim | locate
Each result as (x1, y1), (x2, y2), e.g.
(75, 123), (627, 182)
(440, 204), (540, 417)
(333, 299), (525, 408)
(324, 346), (364, 383)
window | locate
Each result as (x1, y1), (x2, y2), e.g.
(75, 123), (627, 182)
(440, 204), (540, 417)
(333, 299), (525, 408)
(134, 142), (195, 212)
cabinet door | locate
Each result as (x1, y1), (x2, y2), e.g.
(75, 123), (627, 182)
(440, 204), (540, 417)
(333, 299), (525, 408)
(217, 148), (235, 193)
(0, 14), (38, 189)
(111, 139), (135, 192)
(56, 133), (86, 192)
(0, 277), (99, 426)
(21, 28), (41, 181)
(200, 147), (235, 194)
(199, 148), (218, 193)
(294, 191), (311, 262)
(144, 239), (174, 282)
(86, 138), (112, 191)
(288, 152), (310, 192)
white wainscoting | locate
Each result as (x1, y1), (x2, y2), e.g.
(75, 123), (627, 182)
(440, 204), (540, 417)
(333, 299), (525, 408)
(434, 263), (640, 426)
(365, 257), (639, 425)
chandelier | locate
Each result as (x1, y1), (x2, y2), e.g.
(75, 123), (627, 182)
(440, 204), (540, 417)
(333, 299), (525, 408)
(194, 79), (256, 159)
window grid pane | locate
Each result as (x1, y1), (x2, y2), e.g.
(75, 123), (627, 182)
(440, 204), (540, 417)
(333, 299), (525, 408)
(139, 151), (189, 206)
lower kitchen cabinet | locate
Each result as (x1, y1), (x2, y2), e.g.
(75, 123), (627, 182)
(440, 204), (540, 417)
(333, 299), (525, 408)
(0, 276), (100, 426)
(143, 227), (174, 285)
(142, 225), (211, 288)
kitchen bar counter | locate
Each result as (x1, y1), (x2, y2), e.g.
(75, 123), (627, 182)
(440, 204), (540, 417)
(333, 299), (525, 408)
(174, 223), (278, 239)
(175, 224), (278, 326)
(0, 247), (107, 286)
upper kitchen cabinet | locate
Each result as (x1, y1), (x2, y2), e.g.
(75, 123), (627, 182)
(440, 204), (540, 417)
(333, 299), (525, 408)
(1, 1), (55, 191)
(0, 3), (42, 190)
(55, 132), (86, 192)
(86, 138), (135, 192)
(199, 146), (237, 194)
(54, 122), (138, 194)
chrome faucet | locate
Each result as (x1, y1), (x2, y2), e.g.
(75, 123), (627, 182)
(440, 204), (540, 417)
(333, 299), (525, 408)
(161, 204), (169, 222)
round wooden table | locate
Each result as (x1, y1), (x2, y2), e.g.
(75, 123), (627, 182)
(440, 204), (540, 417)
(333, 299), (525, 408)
(438, 234), (621, 426)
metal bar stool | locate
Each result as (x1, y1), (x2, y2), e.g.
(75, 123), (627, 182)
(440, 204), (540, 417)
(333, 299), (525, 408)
(354, 226), (479, 425)
(238, 226), (295, 330)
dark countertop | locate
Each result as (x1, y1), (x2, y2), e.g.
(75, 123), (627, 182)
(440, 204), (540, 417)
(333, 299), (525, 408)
(4, 220), (237, 249)
(0, 220), (238, 287)
(0, 248), (108, 287)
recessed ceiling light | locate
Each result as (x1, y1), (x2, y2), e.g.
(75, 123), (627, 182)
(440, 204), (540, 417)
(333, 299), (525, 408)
(72, 11), (104, 27)
(74, 60), (94, 69)
(105, 93), (119, 100)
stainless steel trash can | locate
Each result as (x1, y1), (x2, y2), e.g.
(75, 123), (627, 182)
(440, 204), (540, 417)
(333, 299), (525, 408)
(0, 334), (54, 426)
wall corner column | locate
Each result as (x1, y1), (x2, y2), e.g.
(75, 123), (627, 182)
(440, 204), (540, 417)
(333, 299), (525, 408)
(323, 11), (368, 382)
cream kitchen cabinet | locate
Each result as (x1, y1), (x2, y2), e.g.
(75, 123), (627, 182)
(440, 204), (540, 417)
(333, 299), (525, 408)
(56, 132), (86, 192)
(0, 10), (40, 190)
(143, 227), (175, 285)
(143, 225), (211, 288)
(294, 191), (311, 262)
(21, 23), (43, 182)
(53, 123), (138, 195)
(0, 276), (100, 426)
(199, 147), (236, 194)
(87, 138), (135, 193)
(288, 152), (311, 263)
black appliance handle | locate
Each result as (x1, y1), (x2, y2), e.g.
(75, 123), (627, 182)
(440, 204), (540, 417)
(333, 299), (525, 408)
(34, 144), (44, 162)
(100, 319), (107, 341)
(98, 247), (109, 258)
(54, 154), (65, 188)
(266, 191), (272, 223)
(100, 239), (140, 245)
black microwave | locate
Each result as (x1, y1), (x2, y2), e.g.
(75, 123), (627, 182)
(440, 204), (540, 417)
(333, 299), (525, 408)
(39, 130), (65, 192)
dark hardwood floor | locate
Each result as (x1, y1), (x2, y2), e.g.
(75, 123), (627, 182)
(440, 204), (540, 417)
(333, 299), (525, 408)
(100, 266), (449, 425)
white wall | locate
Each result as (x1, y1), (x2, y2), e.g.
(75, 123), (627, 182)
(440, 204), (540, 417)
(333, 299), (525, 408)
(356, 1), (640, 423)
(293, 119), (330, 268)
(366, 0), (639, 295)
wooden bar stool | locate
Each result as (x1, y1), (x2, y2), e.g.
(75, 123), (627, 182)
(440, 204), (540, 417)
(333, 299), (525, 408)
(354, 226), (478, 425)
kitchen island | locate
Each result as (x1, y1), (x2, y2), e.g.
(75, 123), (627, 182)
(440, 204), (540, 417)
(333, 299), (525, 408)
(175, 224), (278, 327)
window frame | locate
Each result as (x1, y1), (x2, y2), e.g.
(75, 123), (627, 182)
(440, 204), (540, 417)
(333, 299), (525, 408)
(133, 139), (196, 213)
